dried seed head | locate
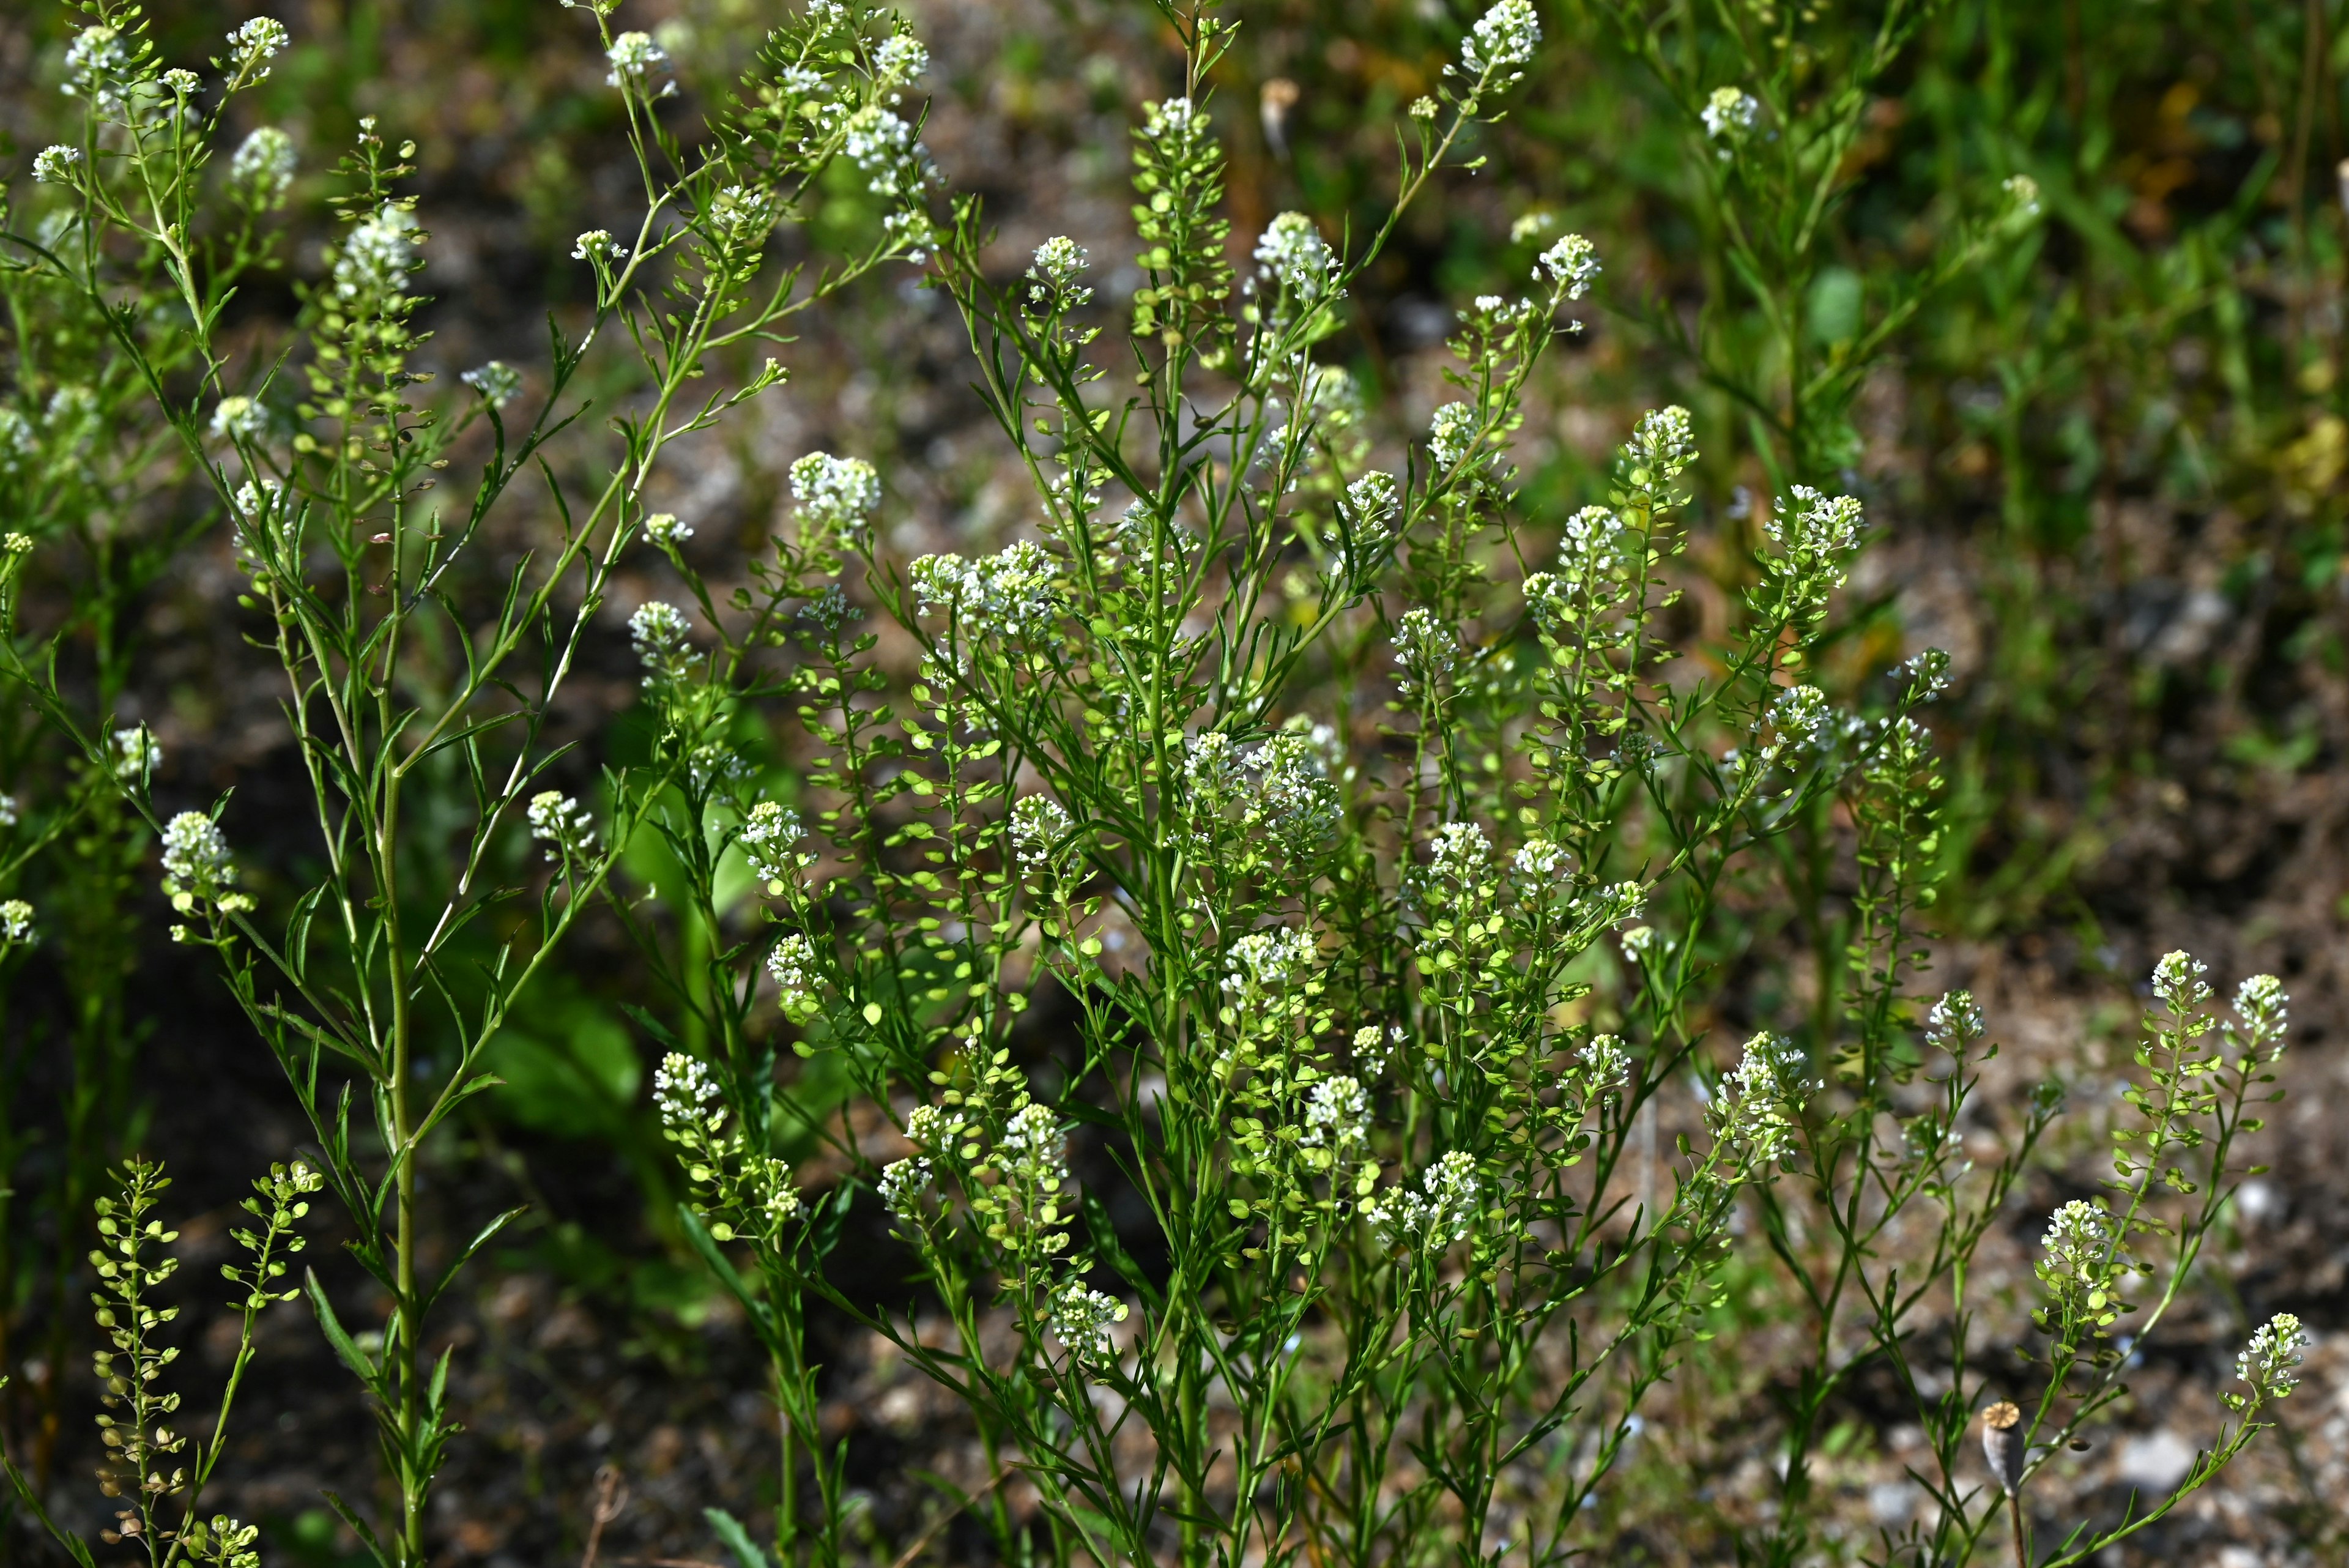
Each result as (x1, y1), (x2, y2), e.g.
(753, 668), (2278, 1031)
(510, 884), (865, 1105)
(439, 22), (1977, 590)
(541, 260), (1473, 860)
(1980, 1401), (2025, 1494)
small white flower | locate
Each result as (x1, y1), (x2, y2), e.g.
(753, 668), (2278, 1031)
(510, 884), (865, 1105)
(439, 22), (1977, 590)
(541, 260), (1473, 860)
(1221, 926), (1318, 997)
(210, 396), (267, 442)
(1702, 86), (1761, 139)
(2038, 1198), (2112, 1305)
(1579, 1033), (1631, 1093)
(0, 900), (35, 946)
(0, 411), (33, 476)
(2151, 949), (2211, 1016)
(1301, 1074), (1369, 1151)
(1364, 1150), (1480, 1245)
(63, 26), (130, 103)
(160, 811), (236, 903)
(161, 68), (200, 95)
(461, 361), (521, 409)
(1770, 686), (1835, 754)
(644, 511), (693, 548)
(1009, 793), (1074, 882)
(1026, 236), (1091, 310)
(525, 790), (596, 863)
(629, 601), (695, 688)
(1047, 1279), (1129, 1364)
(1715, 1032), (1807, 1168)
(1345, 471), (1401, 540)
(1460, 0), (1541, 81)
(2236, 1313), (2308, 1403)
(333, 202), (420, 302)
(878, 1156), (933, 1219)
(1767, 484), (1863, 560)
(1534, 232), (1600, 299)
(111, 726), (161, 782)
(767, 932), (822, 1024)
(0, 795), (17, 828)
(790, 451), (883, 531)
(875, 32), (928, 86)
(1428, 402), (1477, 468)
(2002, 173), (2042, 217)
(229, 127), (297, 204)
(738, 801), (803, 884)
(1511, 836), (1567, 883)
(605, 30), (670, 87)
(573, 229), (623, 264)
(1253, 211), (1340, 298)
(1392, 608), (1456, 695)
(652, 1050), (721, 1129)
(1924, 990), (1986, 1050)
(32, 146), (83, 185)
(226, 18), (290, 79)
(1627, 406), (1696, 477)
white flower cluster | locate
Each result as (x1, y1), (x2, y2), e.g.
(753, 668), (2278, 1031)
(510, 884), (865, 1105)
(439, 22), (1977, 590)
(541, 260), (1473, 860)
(2236, 1313), (2308, 1403)
(1392, 608), (1456, 695)
(1512, 836), (1567, 884)
(1222, 926), (1318, 998)
(0, 412), (34, 478)
(1429, 402), (1479, 468)
(1521, 510), (1625, 625)
(653, 1050), (722, 1130)
(1009, 793), (1074, 883)
(161, 69), (199, 97)
(1767, 484), (1863, 559)
(461, 361), (521, 409)
(1301, 1074), (1370, 1151)
(790, 451), (883, 532)
(1702, 86), (1761, 139)
(906, 1102), (967, 1154)
(605, 30), (670, 89)
(910, 541), (1061, 648)
(573, 229), (625, 264)
(878, 1155), (933, 1219)
(1048, 1279), (1129, 1364)
(2151, 948), (2212, 1016)
(1244, 726), (1340, 848)
(64, 26), (130, 104)
(1000, 1102), (1068, 1189)
(1715, 1032), (1807, 1168)
(2041, 1199), (2111, 1285)
(1569, 880), (1646, 932)
(160, 811), (240, 918)
(1579, 1033), (1631, 1093)
(1627, 406), (1697, 478)
(1346, 472), (1401, 540)
(1364, 1150), (1479, 1246)
(1254, 212), (1340, 299)
(1459, 0), (1540, 83)
(629, 601), (695, 688)
(230, 127), (297, 205)
(738, 801), (803, 885)
(710, 184), (776, 246)
(875, 32), (929, 87)
(0, 899), (36, 946)
(1925, 990), (1986, 1050)
(211, 396), (267, 442)
(1026, 236), (1091, 311)
(1426, 820), (1494, 887)
(1141, 95), (1201, 147)
(227, 17), (289, 80)
(1770, 685), (1836, 754)
(2231, 973), (2289, 1061)
(33, 146), (83, 185)
(767, 932), (822, 1024)
(1184, 731), (1242, 804)
(843, 106), (932, 204)
(113, 725), (161, 782)
(526, 790), (596, 863)
(332, 202), (420, 303)
(1535, 232), (1600, 299)
(0, 795), (17, 828)
(644, 511), (692, 548)
(2003, 173), (2042, 218)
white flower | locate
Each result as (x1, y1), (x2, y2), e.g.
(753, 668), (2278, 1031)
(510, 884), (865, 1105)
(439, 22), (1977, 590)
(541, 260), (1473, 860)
(0, 795), (17, 828)
(1000, 1102), (1067, 1188)
(1511, 836), (1567, 883)
(0, 900), (35, 946)
(459, 361), (521, 409)
(1425, 820), (1495, 890)
(1026, 236), (1091, 309)
(1428, 402), (1477, 468)
(878, 1156), (933, 1219)
(1184, 730), (1243, 804)
(1701, 86), (1761, 139)
(1898, 647), (1953, 699)
(1047, 1279), (1129, 1363)
(652, 1050), (722, 1129)
(644, 511), (692, 548)
(905, 1102), (966, 1153)
(1924, 990), (1986, 1050)
(1364, 1150), (1480, 1245)
(226, 18), (290, 79)
(2236, 1313), (2308, 1403)
(1301, 1074), (1369, 1151)
(1142, 95), (1200, 144)
(111, 726), (161, 782)
(210, 396), (267, 442)
(0, 411), (32, 476)
(572, 229), (625, 264)
(909, 542), (1060, 647)
(790, 451), (882, 533)
(2003, 173), (2042, 217)
(32, 146), (83, 185)
(1253, 211), (1340, 297)
(1009, 794), (1073, 882)
(1392, 608), (1456, 695)
(767, 932), (822, 1023)
(1715, 1032), (1807, 1168)
(1627, 406), (1696, 477)
(875, 32), (928, 86)
(1460, 0), (1541, 81)
(2038, 1199), (2112, 1309)
(1579, 1033), (1631, 1093)
(525, 790), (596, 863)
(161, 811), (236, 901)
(1244, 729), (1338, 848)
(738, 801), (803, 884)
(1222, 926), (1318, 997)
(842, 106), (927, 199)
(1535, 232), (1600, 299)
(1767, 484), (1863, 559)
(2231, 973), (2289, 1061)
(229, 127), (296, 204)
(1770, 685), (1835, 754)
(332, 202), (420, 302)
(1345, 471), (1401, 540)
(1569, 880), (1646, 931)
(2152, 949), (2211, 1016)
(605, 30), (670, 87)
(628, 601), (695, 688)
(161, 68), (199, 95)
(63, 26), (129, 103)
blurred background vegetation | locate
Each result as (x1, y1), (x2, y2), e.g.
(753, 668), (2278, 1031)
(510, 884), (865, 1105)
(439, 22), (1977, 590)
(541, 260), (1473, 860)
(0, 0), (2344, 1561)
